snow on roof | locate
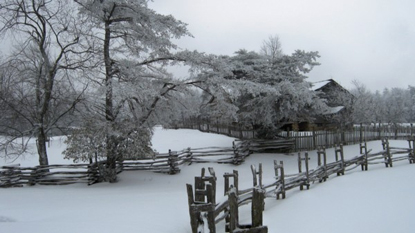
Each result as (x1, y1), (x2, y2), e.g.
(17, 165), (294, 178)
(323, 106), (344, 115)
(311, 80), (332, 91)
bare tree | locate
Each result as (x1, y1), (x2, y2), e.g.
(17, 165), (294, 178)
(0, 0), (89, 165)
(260, 35), (283, 65)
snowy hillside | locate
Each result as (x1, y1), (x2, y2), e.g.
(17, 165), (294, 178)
(1, 127), (414, 233)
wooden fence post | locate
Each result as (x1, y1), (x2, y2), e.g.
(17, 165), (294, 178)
(335, 144), (345, 176)
(317, 147), (328, 182)
(232, 141), (247, 165)
(360, 141), (369, 171)
(168, 150), (180, 174)
(274, 160), (286, 199)
(195, 168), (217, 204)
(227, 187), (239, 232)
(186, 184), (200, 233)
(187, 167), (217, 233)
(408, 138), (415, 164)
(227, 186), (268, 233)
(251, 187), (266, 228)
(28, 166), (38, 186)
(298, 152), (310, 190)
(87, 162), (99, 185)
(251, 164), (263, 188)
(382, 139), (393, 167)
(223, 170), (239, 196)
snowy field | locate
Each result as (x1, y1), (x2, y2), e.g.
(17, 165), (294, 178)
(1, 126), (415, 233)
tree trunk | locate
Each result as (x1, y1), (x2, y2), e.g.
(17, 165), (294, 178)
(102, 19), (118, 183)
(105, 135), (118, 183)
(36, 128), (49, 167)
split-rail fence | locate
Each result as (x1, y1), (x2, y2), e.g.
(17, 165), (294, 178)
(0, 141), (252, 187)
(186, 138), (415, 232)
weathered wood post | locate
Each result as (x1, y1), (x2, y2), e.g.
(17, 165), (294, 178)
(29, 165), (41, 186)
(232, 141), (245, 165)
(250, 164), (263, 187)
(274, 160), (286, 199)
(360, 141), (369, 171)
(381, 138), (387, 150)
(298, 152), (310, 190)
(227, 187), (239, 232)
(226, 187), (268, 233)
(250, 188), (267, 230)
(168, 150), (180, 174)
(186, 184), (200, 233)
(335, 144), (345, 176)
(187, 168), (217, 233)
(195, 168), (217, 203)
(224, 170), (239, 196)
(408, 138), (415, 164)
(317, 147), (328, 182)
(223, 170), (239, 232)
(382, 139), (393, 167)
(87, 162), (99, 185)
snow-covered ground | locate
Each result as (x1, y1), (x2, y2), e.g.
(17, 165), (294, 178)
(1, 126), (415, 233)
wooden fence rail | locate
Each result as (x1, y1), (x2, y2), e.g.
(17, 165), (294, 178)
(186, 137), (415, 232)
(0, 142), (252, 187)
(0, 163), (103, 187)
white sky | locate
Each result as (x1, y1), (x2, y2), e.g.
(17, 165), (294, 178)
(149, 0), (415, 91)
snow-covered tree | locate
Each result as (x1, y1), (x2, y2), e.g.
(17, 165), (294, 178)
(197, 49), (326, 138)
(66, 0), (225, 182)
(408, 86), (415, 123)
(350, 80), (376, 124)
(381, 87), (409, 125)
(350, 83), (414, 126)
(0, 0), (89, 165)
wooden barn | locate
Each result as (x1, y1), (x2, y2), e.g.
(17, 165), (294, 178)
(286, 79), (355, 131)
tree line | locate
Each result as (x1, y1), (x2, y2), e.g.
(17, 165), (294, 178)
(350, 81), (415, 126)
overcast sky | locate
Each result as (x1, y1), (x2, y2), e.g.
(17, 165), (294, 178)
(150, 0), (415, 91)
